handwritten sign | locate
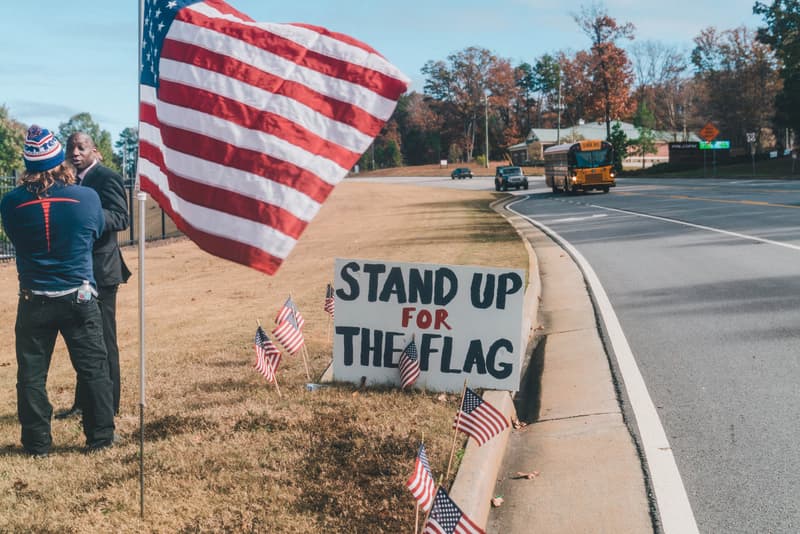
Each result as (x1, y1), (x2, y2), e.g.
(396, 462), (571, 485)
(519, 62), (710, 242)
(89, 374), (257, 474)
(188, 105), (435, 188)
(331, 258), (526, 392)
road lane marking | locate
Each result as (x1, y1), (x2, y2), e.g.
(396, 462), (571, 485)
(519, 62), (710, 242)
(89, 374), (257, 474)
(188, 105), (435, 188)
(583, 202), (800, 252)
(506, 197), (700, 534)
(549, 213), (608, 223)
(614, 191), (800, 209)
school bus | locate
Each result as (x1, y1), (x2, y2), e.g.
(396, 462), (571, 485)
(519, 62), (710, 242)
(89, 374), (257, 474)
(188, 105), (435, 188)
(544, 140), (616, 194)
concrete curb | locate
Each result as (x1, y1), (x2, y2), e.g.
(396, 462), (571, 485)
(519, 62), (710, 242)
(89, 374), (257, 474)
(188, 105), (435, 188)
(449, 194), (542, 527)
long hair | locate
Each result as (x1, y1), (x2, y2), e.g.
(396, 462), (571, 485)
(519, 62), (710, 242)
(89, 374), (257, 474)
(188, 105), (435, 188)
(17, 163), (75, 197)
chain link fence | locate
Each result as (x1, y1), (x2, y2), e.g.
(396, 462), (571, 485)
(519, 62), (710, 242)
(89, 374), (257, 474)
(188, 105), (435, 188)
(0, 175), (182, 263)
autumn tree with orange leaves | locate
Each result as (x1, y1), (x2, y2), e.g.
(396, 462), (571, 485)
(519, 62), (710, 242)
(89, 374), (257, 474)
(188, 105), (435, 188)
(573, 3), (636, 139)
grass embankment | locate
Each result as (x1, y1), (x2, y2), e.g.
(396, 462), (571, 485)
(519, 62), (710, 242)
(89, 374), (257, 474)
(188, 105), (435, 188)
(0, 182), (528, 533)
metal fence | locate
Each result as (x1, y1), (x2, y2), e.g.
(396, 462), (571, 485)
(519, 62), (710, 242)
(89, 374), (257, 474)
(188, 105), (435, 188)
(0, 175), (182, 263)
(0, 176), (15, 262)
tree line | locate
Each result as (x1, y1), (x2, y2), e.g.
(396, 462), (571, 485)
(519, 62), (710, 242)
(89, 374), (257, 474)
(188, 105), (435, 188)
(358, 1), (799, 170)
(0, 2), (797, 176)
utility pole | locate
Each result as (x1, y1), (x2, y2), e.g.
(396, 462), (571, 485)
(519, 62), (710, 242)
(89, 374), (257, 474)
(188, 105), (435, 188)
(556, 72), (562, 145)
(484, 94), (489, 168)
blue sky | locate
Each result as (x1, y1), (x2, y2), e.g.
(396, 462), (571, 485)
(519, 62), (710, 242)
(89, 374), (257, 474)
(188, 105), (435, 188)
(0, 1), (763, 142)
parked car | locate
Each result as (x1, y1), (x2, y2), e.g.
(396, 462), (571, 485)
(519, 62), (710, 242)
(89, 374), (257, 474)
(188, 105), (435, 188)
(450, 167), (473, 180)
(494, 166), (528, 191)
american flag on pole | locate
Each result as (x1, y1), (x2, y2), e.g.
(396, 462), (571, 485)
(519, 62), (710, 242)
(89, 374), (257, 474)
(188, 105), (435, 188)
(276, 296), (305, 330)
(254, 325), (282, 383)
(138, 0), (409, 275)
(453, 388), (509, 446)
(398, 338), (420, 390)
(423, 486), (485, 534)
(272, 312), (305, 354)
(406, 443), (436, 512)
(323, 283), (335, 318)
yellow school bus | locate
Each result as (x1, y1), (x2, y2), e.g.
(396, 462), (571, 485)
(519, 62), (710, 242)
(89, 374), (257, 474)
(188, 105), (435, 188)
(544, 139), (616, 194)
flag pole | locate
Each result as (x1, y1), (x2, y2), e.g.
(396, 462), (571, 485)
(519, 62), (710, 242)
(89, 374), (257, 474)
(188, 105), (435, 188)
(271, 373), (283, 398)
(413, 430), (425, 534)
(137, 191), (147, 520)
(300, 345), (311, 381)
(288, 291), (311, 380)
(136, 0), (146, 521)
(445, 379), (468, 486)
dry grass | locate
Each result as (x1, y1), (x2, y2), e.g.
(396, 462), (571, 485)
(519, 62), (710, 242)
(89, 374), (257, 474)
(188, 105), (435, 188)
(0, 181), (528, 533)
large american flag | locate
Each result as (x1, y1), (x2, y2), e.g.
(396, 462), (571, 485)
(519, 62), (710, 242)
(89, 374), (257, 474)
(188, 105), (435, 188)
(398, 338), (420, 390)
(138, 0), (409, 275)
(406, 443), (436, 512)
(272, 311), (305, 354)
(254, 325), (282, 383)
(453, 388), (509, 447)
(423, 486), (485, 534)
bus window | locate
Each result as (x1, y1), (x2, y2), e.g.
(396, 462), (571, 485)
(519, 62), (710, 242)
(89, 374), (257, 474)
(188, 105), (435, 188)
(574, 148), (612, 168)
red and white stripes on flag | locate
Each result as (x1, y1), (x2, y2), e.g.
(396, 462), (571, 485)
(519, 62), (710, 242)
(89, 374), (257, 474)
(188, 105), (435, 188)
(323, 283), (335, 318)
(406, 443), (436, 512)
(272, 312), (305, 355)
(138, 0), (409, 275)
(254, 326), (282, 383)
(398, 339), (420, 390)
(275, 296), (305, 330)
(423, 486), (485, 534)
(453, 388), (510, 446)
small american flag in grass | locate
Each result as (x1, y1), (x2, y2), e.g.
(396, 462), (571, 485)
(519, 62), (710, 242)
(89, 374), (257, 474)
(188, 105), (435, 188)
(323, 283), (335, 318)
(272, 311), (305, 354)
(406, 443), (436, 512)
(452, 388), (509, 446)
(398, 338), (420, 389)
(423, 486), (484, 534)
(276, 296), (305, 330)
(254, 326), (281, 383)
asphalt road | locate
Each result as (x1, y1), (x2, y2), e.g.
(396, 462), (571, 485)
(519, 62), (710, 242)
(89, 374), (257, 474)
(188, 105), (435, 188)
(358, 173), (800, 532)
(512, 176), (800, 534)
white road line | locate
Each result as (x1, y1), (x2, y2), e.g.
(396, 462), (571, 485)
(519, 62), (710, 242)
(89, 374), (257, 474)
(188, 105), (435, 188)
(549, 213), (608, 223)
(582, 201), (800, 252)
(506, 198), (700, 534)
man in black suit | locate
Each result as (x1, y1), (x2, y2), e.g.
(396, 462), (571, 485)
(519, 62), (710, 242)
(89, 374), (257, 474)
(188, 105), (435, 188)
(56, 132), (131, 419)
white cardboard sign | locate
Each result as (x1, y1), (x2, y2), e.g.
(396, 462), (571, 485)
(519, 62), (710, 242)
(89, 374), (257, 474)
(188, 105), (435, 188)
(331, 258), (526, 392)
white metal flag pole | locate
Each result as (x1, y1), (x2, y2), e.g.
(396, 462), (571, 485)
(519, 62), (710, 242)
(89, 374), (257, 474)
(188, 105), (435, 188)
(137, 0), (145, 521)
(137, 191), (147, 519)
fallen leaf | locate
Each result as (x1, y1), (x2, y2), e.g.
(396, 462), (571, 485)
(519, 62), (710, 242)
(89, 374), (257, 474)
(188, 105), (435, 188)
(491, 496), (504, 507)
(512, 471), (540, 480)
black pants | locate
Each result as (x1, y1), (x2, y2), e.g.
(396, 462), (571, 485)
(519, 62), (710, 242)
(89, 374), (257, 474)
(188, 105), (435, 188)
(74, 284), (120, 414)
(16, 291), (115, 454)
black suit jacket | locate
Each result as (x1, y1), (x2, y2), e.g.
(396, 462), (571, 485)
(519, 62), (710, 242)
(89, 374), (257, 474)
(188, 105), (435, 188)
(81, 163), (131, 286)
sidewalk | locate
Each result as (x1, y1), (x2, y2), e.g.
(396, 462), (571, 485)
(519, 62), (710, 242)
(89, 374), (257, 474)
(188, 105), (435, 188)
(451, 198), (655, 533)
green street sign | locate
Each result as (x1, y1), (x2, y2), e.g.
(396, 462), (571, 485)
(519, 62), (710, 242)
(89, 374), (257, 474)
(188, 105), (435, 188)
(699, 140), (730, 150)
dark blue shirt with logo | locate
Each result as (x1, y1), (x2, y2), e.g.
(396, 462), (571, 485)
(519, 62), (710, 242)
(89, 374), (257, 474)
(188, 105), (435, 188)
(1, 182), (104, 291)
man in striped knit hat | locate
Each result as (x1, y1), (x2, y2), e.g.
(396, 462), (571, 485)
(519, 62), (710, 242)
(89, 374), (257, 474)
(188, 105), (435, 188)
(0, 125), (115, 456)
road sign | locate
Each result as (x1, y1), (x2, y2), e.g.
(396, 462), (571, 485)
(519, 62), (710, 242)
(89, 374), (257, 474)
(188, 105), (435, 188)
(699, 122), (720, 142)
(746, 132), (756, 143)
(699, 140), (730, 150)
